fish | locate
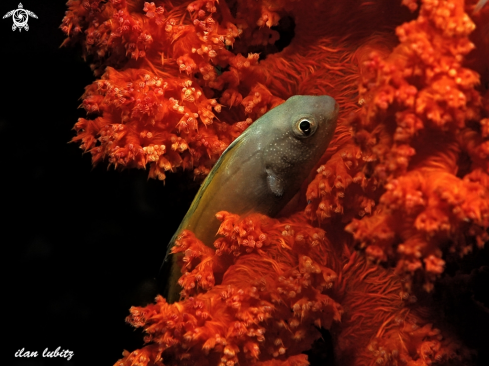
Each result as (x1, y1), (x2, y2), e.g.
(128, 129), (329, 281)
(160, 95), (339, 303)
(475, 0), (488, 12)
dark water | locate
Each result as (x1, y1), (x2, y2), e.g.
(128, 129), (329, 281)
(2, 2), (195, 364)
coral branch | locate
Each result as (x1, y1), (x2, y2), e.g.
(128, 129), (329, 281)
(343, 0), (489, 291)
(118, 213), (343, 366)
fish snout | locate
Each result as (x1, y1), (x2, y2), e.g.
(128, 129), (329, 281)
(320, 95), (339, 120)
(316, 95), (339, 134)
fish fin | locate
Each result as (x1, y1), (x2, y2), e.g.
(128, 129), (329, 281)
(178, 135), (246, 234)
(157, 250), (183, 303)
(190, 136), (245, 209)
(159, 130), (252, 301)
(266, 168), (285, 197)
(157, 252), (172, 298)
(157, 219), (183, 296)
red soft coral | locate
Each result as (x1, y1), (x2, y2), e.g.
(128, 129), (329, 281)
(63, 0), (283, 180)
(119, 213), (343, 366)
(345, 0), (489, 291)
(63, 0), (489, 365)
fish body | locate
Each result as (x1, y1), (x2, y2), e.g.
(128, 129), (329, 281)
(161, 95), (339, 302)
(475, 0), (488, 12)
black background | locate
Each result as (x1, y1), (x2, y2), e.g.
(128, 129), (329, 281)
(3, 1), (489, 366)
(2, 1), (197, 364)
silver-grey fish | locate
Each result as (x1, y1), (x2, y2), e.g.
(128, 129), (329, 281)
(161, 95), (339, 303)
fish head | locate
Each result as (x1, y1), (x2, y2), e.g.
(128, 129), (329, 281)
(283, 94), (338, 147)
(262, 95), (339, 200)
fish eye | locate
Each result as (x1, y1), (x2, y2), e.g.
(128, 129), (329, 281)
(299, 120), (311, 134)
(294, 118), (317, 138)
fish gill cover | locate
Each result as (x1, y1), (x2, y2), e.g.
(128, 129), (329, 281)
(61, 0), (489, 365)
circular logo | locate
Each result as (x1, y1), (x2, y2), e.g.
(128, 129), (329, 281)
(2, 3), (38, 32)
(12, 9), (29, 29)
